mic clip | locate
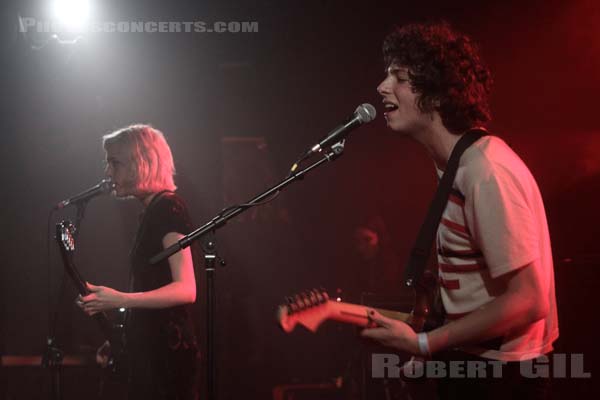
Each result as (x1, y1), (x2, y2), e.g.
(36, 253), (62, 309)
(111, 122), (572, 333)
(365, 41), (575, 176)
(324, 140), (346, 161)
(331, 140), (345, 155)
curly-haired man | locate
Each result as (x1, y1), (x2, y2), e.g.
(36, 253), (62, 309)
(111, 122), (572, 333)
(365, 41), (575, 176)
(362, 23), (558, 399)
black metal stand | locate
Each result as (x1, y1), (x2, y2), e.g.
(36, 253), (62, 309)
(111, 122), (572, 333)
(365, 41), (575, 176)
(150, 141), (346, 400)
(203, 239), (218, 400)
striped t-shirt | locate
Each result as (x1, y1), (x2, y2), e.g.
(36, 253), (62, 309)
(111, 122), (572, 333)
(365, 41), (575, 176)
(435, 135), (558, 361)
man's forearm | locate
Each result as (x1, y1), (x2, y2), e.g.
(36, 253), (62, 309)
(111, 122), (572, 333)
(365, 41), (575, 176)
(427, 287), (546, 354)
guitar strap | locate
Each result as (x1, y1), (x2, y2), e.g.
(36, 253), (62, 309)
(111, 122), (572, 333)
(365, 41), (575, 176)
(403, 128), (486, 287)
(129, 190), (174, 291)
(129, 190), (174, 262)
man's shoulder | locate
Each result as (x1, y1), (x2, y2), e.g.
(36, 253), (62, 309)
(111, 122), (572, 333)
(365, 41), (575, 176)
(459, 135), (529, 184)
(457, 136), (497, 185)
(456, 135), (531, 190)
(463, 135), (515, 164)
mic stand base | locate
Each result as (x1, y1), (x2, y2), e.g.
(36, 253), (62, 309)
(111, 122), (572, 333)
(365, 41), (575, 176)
(42, 336), (64, 400)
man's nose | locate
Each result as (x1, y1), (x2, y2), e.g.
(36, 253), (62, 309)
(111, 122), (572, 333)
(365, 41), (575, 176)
(377, 78), (389, 95)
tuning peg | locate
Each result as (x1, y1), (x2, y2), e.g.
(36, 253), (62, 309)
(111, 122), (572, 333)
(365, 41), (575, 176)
(285, 297), (298, 314)
(307, 291), (318, 306)
(301, 292), (313, 308)
(314, 291), (325, 304)
(310, 288), (326, 303)
(299, 292), (312, 307)
(294, 294), (307, 310)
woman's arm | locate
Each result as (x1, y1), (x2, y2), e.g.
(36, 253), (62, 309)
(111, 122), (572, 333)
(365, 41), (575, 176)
(80, 232), (196, 315)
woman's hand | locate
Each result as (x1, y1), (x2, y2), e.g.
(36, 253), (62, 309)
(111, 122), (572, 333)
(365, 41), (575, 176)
(79, 282), (127, 315)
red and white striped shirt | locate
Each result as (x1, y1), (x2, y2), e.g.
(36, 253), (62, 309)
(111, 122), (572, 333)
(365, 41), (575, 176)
(435, 135), (558, 361)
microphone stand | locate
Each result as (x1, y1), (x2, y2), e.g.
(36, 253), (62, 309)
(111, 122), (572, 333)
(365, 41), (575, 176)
(150, 141), (346, 400)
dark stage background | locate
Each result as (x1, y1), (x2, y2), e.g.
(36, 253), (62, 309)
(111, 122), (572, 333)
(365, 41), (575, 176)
(1, 0), (599, 399)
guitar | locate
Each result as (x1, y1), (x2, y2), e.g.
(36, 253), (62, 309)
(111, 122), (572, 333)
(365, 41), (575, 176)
(55, 220), (126, 376)
(278, 272), (437, 334)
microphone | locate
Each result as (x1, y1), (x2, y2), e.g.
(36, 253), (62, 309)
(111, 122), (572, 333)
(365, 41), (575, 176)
(54, 179), (113, 209)
(306, 103), (376, 156)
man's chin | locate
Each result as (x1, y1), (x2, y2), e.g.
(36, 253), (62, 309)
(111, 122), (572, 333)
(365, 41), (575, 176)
(386, 119), (403, 132)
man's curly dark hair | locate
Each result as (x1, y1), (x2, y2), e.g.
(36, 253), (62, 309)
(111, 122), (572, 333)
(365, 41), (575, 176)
(383, 22), (492, 134)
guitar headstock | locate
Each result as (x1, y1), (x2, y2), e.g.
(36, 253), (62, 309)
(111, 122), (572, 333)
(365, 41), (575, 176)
(56, 220), (76, 253)
(277, 288), (332, 333)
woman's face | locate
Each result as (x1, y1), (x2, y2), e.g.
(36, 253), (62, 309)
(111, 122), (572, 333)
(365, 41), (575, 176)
(104, 144), (138, 198)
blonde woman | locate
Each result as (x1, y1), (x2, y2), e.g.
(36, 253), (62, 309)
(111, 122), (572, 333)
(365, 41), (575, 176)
(79, 124), (199, 400)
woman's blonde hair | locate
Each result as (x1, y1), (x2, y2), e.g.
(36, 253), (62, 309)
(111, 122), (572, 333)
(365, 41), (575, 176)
(103, 124), (177, 193)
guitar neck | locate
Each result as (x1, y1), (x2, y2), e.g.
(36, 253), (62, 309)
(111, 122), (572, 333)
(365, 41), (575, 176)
(55, 221), (120, 351)
(328, 301), (412, 327)
(280, 282), (434, 334)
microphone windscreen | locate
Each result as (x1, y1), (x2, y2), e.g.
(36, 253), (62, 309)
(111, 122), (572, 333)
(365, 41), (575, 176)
(100, 179), (114, 193)
(355, 103), (377, 123)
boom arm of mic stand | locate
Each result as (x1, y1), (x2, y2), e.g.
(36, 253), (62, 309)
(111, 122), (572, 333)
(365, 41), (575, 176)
(150, 144), (345, 264)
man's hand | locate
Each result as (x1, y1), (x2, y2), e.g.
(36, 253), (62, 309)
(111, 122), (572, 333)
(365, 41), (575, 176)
(360, 309), (420, 355)
(79, 282), (127, 315)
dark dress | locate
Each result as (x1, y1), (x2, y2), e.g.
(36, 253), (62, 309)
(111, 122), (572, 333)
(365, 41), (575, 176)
(126, 191), (199, 400)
